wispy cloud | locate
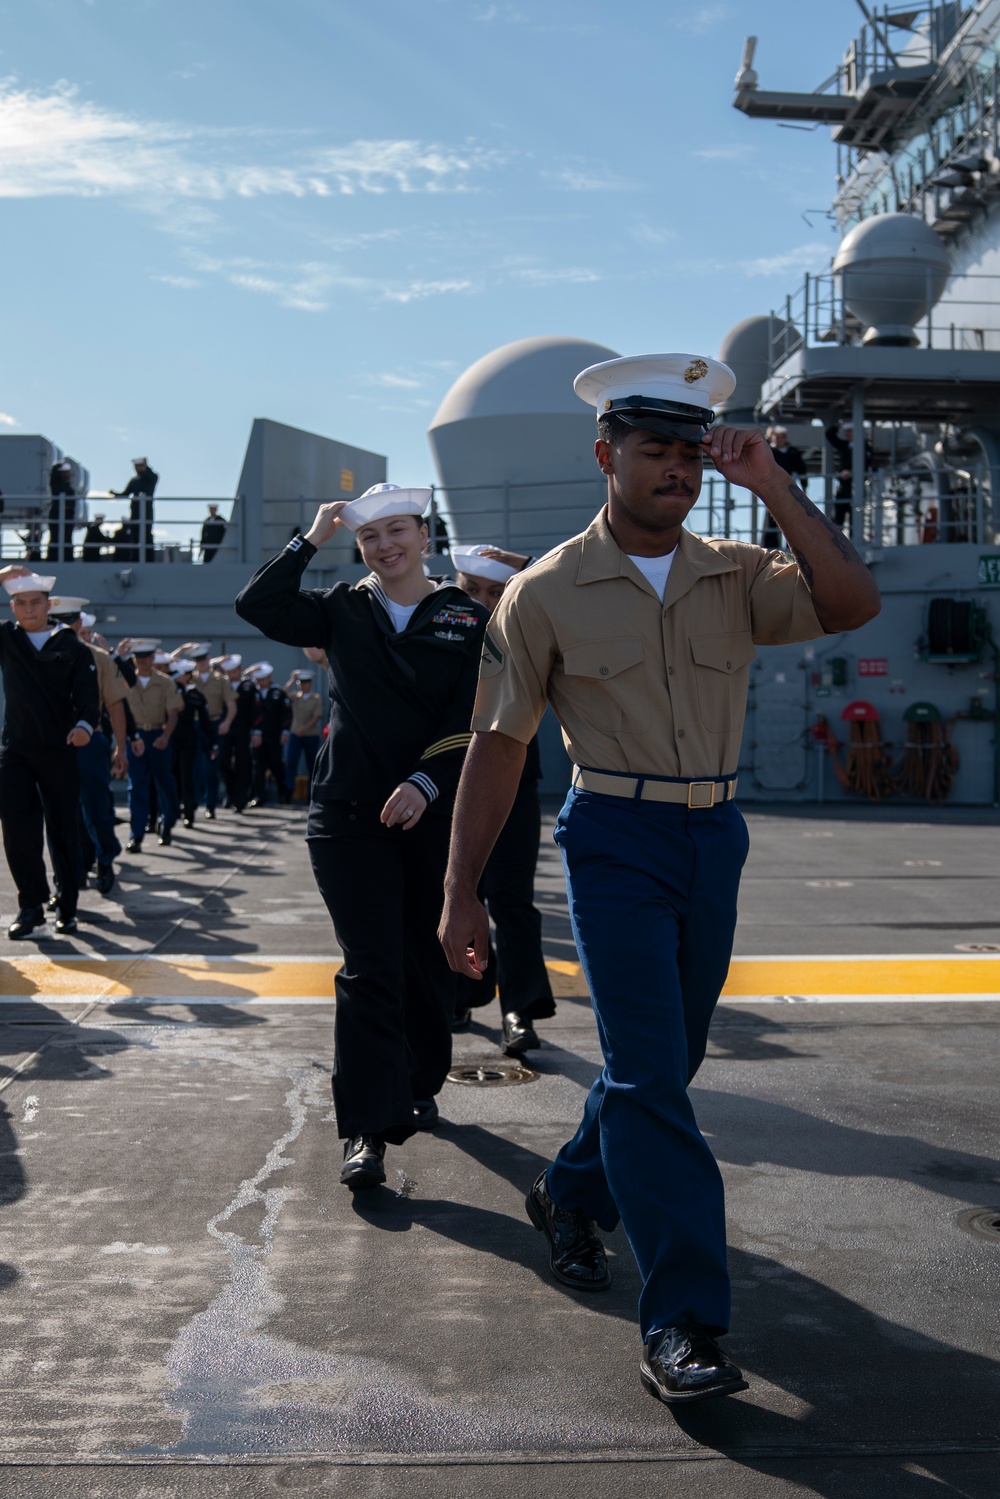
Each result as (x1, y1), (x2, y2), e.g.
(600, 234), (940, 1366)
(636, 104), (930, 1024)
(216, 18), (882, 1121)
(667, 3), (732, 34)
(0, 79), (503, 202)
(0, 412), (19, 428)
(152, 273), (200, 289)
(362, 372), (426, 390)
(190, 253), (479, 312)
(504, 264), (600, 286)
(629, 222), (679, 246)
(693, 144), (756, 162)
(544, 164), (637, 193)
(744, 242), (832, 277)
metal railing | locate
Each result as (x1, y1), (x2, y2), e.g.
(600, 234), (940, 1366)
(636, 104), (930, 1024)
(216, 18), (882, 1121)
(0, 496), (240, 564)
(766, 267), (1000, 371)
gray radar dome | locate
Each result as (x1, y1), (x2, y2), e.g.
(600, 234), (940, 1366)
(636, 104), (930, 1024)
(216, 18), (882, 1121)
(717, 315), (797, 419)
(833, 213), (951, 346)
(428, 335), (619, 556)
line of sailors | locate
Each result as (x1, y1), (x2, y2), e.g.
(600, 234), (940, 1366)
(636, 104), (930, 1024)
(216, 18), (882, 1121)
(0, 568), (326, 938)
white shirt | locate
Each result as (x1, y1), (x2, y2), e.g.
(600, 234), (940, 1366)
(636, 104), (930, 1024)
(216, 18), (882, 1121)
(626, 547), (676, 604)
(25, 628), (57, 650)
(384, 598), (419, 632)
(138, 675), (151, 689)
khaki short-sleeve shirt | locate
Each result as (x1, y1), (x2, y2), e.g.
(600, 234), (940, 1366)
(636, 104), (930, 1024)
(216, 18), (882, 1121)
(196, 670), (235, 718)
(472, 507), (828, 778)
(128, 673), (183, 731)
(89, 644), (128, 714)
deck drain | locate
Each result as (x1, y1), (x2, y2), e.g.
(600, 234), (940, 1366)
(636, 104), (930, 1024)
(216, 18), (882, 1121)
(955, 943), (1000, 953)
(447, 1060), (538, 1087)
(956, 1208), (1000, 1242)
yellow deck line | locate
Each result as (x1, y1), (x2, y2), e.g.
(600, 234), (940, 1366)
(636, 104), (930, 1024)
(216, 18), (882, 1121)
(0, 954), (998, 1001)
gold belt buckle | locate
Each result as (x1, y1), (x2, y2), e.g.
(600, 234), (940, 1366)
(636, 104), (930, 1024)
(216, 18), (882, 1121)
(687, 780), (717, 809)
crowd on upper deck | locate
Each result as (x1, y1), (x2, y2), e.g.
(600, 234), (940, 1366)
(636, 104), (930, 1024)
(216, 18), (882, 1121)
(0, 456), (228, 564)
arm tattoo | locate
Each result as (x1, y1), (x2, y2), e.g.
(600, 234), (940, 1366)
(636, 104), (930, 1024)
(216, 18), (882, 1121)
(786, 482), (817, 517)
(789, 545), (815, 589)
(785, 482), (860, 564)
(819, 514), (857, 562)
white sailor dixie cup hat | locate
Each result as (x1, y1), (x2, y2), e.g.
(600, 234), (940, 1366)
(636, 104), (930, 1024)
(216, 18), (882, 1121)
(81, 612), (96, 629)
(131, 639), (161, 654)
(338, 482), (432, 532)
(251, 662), (274, 680)
(574, 353), (737, 442)
(3, 573), (56, 596)
(450, 545), (518, 583)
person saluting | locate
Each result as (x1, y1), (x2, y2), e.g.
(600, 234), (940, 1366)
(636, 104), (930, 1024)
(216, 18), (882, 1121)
(236, 484), (488, 1189)
(439, 353), (880, 1407)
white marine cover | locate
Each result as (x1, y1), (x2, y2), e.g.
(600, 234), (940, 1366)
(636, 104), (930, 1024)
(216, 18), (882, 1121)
(573, 353), (736, 416)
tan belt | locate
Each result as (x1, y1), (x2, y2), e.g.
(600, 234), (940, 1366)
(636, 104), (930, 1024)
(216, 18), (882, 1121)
(573, 767), (738, 809)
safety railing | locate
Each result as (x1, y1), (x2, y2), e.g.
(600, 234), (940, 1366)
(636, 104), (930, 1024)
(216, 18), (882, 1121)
(0, 496), (241, 564)
(766, 267), (1000, 373)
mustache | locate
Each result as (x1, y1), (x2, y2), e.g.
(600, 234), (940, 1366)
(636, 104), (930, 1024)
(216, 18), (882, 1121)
(654, 481), (695, 498)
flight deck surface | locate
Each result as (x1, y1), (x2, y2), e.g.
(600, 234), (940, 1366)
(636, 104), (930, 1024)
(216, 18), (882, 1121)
(0, 804), (997, 1497)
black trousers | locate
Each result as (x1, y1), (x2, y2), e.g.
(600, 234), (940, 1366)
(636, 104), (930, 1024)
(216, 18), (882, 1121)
(308, 803), (466, 1144)
(221, 728), (253, 810)
(253, 735), (289, 803)
(0, 745), (80, 915)
(477, 778), (555, 1022)
(173, 738), (199, 820)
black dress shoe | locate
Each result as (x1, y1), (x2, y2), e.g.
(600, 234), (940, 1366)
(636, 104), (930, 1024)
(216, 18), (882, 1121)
(412, 1098), (439, 1130)
(55, 914), (78, 934)
(158, 822), (172, 847)
(525, 1170), (611, 1291)
(96, 864), (115, 895)
(340, 1135), (386, 1189)
(182, 816), (194, 828)
(125, 837), (143, 854)
(502, 1011), (540, 1056)
(450, 1007), (472, 1033)
(640, 1327), (749, 1406)
(8, 906), (45, 940)
(205, 808), (216, 821)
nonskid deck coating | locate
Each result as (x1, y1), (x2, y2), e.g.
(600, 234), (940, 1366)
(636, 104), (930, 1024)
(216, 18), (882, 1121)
(0, 806), (996, 1495)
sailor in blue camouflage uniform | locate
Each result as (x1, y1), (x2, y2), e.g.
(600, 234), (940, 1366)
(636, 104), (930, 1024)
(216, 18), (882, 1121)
(440, 353), (880, 1407)
(236, 484), (488, 1190)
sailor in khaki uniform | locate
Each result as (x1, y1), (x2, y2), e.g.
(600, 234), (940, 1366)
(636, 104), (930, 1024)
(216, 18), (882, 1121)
(47, 596), (129, 894)
(189, 644), (235, 819)
(439, 353), (880, 1407)
(124, 640), (182, 851)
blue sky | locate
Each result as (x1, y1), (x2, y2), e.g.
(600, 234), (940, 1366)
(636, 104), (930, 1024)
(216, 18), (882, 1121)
(0, 0), (862, 498)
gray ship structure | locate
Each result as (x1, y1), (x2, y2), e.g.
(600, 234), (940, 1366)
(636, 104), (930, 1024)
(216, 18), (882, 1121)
(4, 1), (1000, 805)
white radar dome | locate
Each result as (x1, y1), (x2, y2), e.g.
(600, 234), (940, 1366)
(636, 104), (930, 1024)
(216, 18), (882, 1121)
(428, 336), (619, 556)
(833, 214), (951, 346)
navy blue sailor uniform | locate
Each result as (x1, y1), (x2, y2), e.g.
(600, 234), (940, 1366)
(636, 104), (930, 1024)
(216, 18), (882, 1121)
(0, 621), (99, 919)
(235, 534), (488, 1145)
(472, 507), (827, 1340)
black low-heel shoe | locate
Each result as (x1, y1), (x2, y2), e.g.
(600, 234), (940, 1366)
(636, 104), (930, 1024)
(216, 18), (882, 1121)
(340, 1135), (386, 1189)
(640, 1326), (749, 1406)
(525, 1170), (610, 1291)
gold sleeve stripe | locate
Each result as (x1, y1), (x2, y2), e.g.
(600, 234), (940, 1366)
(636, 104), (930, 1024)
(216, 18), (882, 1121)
(420, 733), (473, 760)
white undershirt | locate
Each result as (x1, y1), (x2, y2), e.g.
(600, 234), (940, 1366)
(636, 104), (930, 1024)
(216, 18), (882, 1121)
(25, 628), (57, 649)
(627, 548), (676, 604)
(384, 598), (419, 632)
(137, 675), (151, 688)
